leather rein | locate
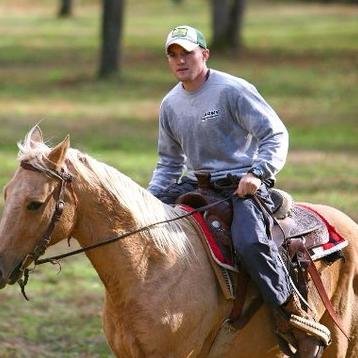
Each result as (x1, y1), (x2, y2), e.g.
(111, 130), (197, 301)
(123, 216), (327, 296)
(16, 161), (232, 300)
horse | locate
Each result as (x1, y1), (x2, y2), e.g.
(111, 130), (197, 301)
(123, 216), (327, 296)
(0, 125), (357, 357)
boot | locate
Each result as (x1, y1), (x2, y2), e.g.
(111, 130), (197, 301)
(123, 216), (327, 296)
(274, 294), (330, 357)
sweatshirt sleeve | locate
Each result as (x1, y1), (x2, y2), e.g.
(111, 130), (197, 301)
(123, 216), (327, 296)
(235, 82), (289, 180)
(147, 103), (186, 196)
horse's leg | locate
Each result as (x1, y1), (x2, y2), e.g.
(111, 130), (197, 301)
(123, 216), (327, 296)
(102, 294), (146, 358)
(208, 304), (285, 358)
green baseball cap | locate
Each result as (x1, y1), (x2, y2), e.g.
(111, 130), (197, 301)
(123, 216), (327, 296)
(165, 25), (207, 52)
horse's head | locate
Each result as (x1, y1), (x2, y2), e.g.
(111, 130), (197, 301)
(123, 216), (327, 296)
(0, 126), (77, 288)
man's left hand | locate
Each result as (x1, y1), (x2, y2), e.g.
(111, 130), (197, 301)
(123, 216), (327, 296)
(234, 173), (261, 198)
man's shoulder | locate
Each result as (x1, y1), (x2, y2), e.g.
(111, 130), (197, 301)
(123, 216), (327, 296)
(210, 69), (255, 92)
(161, 83), (182, 106)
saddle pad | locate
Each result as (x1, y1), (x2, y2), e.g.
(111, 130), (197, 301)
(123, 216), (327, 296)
(298, 204), (349, 261)
(179, 205), (238, 272)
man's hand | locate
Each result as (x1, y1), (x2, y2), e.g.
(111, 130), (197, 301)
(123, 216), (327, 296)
(234, 173), (261, 198)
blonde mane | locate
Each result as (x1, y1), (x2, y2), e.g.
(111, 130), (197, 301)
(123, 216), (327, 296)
(18, 128), (194, 258)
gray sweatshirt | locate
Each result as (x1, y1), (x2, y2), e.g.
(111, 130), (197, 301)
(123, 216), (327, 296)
(148, 69), (289, 195)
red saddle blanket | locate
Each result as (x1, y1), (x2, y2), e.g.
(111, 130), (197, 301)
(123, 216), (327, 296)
(180, 204), (348, 268)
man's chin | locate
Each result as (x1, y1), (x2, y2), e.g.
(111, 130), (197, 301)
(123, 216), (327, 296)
(174, 70), (190, 81)
(176, 74), (188, 82)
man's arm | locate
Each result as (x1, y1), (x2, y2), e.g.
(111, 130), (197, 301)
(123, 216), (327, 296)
(148, 105), (185, 196)
(235, 82), (289, 196)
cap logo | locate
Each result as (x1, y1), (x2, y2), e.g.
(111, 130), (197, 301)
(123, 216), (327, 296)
(172, 27), (189, 39)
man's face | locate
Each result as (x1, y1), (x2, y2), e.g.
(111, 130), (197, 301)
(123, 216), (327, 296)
(166, 44), (209, 83)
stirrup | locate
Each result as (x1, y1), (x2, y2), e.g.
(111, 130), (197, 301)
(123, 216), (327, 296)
(289, 314), (331, 347)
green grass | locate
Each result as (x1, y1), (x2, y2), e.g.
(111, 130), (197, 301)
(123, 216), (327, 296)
(0, 249), (111, 357)
(0, 0), (357, 356)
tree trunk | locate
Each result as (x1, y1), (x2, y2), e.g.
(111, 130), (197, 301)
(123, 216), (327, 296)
(58, 0), (73, 18)
(98, 0), (125, 78)
(211, 0), (246, 53)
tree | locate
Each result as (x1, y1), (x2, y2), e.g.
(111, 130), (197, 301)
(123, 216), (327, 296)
(58, 0), (73, 18)
(211, 0), (246, 53)
(98, 0), (125, 78)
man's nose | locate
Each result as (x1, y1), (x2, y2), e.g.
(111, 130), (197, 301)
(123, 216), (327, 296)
(177, 54), (186, 63)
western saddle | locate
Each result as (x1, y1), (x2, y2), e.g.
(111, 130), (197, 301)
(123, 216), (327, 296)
(176, 172), (330, 267)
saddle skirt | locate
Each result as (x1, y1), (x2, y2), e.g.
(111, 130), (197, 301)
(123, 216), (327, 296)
(179, 204), (238, 300)
(180, 204), (237, 271)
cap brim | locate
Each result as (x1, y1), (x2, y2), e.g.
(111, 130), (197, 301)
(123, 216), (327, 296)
(165, 39), (199, 52)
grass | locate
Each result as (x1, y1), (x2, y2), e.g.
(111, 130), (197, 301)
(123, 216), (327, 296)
(0, 0), (357, 356)
(0, 249), (111, 357)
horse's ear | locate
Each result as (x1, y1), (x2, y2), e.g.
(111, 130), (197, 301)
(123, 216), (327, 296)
(47, 135), (70, 167)
(29, 125), (44, 147)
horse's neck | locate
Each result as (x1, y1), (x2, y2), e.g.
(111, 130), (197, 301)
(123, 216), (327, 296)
(70, 174), (187, 299)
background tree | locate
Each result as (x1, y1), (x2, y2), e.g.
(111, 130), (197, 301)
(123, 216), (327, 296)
(58, 0), (73, 18)
(98, 0), (125, 78)
(211, 0), (246, 53)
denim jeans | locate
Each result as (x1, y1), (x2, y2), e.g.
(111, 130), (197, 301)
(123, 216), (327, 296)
(230, 185), (291, 306)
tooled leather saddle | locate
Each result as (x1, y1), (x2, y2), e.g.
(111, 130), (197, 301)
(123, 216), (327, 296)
(176, 172), (330, 268)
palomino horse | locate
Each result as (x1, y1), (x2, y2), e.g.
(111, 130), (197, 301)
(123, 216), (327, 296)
(0, 126), (357, 357)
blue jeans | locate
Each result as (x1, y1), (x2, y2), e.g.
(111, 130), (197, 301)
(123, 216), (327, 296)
(155, 178), (292, 307)
(230, 185), (291, 306)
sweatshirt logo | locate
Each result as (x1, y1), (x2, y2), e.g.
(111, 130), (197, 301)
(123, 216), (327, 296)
(201, 109), (220, 121)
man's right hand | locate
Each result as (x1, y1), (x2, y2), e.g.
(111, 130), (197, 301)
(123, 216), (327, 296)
(234, 173), (261, 198)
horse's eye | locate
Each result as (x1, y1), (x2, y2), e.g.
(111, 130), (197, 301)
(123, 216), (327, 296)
(27, 201), (43, 211)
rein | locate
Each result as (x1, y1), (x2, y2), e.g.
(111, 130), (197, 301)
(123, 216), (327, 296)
(35, 196), (231, 265)
(17, 161), (232, 299)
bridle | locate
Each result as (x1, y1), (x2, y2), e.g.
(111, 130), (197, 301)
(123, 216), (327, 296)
(16, 161), (74, 299)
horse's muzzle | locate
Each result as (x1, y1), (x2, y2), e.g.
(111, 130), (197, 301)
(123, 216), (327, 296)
(0, 256), (23, 288)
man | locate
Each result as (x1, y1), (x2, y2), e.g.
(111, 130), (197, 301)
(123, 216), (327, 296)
(148, 25), (326, 357)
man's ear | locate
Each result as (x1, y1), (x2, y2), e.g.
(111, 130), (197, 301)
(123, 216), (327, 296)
(203, 48), (210, 62)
